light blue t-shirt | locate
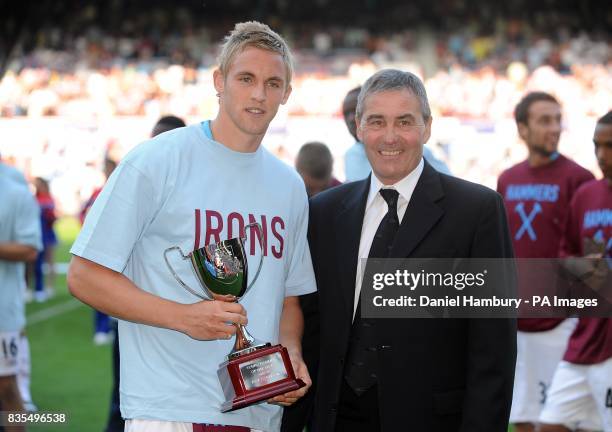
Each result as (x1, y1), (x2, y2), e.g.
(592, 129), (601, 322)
(344, 141), (452, 181)
(0, 162), (28, 186)
(71, 122), (316, 430)
(0, 176), (42, 332)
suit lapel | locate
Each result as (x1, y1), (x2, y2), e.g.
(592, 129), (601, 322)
(390, 161), (445, 258)
(334, 178), (370, 319)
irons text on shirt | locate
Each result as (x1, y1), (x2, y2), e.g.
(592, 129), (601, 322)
(194, 209), (285, 258)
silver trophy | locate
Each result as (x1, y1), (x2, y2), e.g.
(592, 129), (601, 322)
(163, 222), (268, 357)
(164, 222), (305, 411)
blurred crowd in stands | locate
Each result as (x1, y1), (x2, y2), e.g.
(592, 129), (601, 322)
(0, 0), (609, 214)
(1, 1), (609, 119)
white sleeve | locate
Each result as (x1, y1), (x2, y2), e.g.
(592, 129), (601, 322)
(284, 192), (316, 297)
(15, 189), (42, 251)
(70, 161), (158, 272)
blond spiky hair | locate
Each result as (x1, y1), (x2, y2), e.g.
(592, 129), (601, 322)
(217, 21), (294, 86)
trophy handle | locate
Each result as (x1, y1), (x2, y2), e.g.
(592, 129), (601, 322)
(243, 223), (265, 291)
(163, 246), (209, 301)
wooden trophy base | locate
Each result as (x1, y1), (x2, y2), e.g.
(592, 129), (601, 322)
(217, 344), (305, 412)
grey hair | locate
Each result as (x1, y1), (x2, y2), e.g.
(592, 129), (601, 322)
(356, 69), (431, 121)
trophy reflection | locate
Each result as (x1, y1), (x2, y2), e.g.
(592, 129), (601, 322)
(164, 223), (305, 412)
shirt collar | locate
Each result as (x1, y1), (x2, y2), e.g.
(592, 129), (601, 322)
(366, 157), (425, 211)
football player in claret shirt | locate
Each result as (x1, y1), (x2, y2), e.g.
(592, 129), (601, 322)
(497, 92), (594, 432)
(539, 111), (612, 432)
(68, 21), (316, 432)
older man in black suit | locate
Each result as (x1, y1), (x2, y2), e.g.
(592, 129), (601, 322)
(305, 69), (516, 431)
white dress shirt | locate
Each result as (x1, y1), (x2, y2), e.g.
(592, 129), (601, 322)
(352, 158), (424, 319)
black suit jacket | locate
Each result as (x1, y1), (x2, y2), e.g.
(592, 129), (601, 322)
(302, 162), (516, 432)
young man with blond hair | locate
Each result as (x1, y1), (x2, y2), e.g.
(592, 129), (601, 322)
(68, 21), (315, 432)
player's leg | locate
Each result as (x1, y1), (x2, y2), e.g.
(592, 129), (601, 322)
(540, 361), (603, 432)
(586, 357), (612, 432)
(44, 245), (56, 297)
(0, 331), (24, 432)
(511, 331), (540, 431)
(94, 311), (112, 345)
(512, 321), (576, 431)
(16, 331), (36, 412)
(33, 249), (46, 302)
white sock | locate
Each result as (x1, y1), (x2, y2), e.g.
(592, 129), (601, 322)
(17, 333), (33, 404)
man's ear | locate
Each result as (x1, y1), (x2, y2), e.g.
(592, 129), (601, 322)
(423, 116), (433, 144)
(213, 69), (225, 95)
(356, 117), (363, 142)
(517, 122), (529, 141)
(281, 84), (292, 105)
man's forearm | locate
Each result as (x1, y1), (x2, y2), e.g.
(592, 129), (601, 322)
(279, 296), (304, 356)
(68, 255), (249, 341)
(67, 255), (186, 333)
(0, 243), (38, 262)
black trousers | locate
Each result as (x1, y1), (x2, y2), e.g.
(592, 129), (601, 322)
(104, 321), (124, 432)
(335, 379), (380, 432)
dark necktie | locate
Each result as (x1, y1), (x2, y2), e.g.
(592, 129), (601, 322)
(345, 188), (400, 395)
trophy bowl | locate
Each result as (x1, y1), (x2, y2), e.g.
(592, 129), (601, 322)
(164, 223), (305, 412)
